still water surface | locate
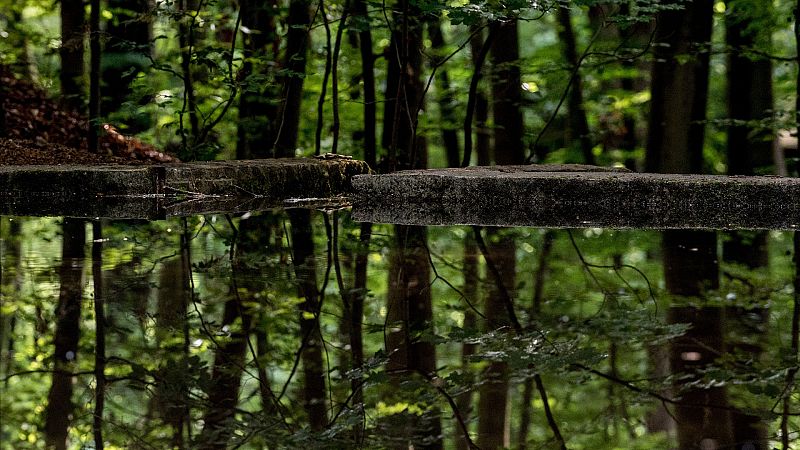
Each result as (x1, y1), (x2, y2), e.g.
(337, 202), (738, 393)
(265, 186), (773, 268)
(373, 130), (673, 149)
(0, 211), (797, 449)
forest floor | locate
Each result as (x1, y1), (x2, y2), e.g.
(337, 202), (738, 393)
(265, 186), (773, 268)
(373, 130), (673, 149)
(0, 66), (177, 165)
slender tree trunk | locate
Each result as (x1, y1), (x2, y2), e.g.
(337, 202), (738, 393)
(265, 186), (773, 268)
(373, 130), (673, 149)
(274, 0), (312, 158)
(477, 16), (525, 450)
(347, 1), (376, 416)
(348, 221), (370, 441)
(154, 256), (190, 449)
(88, 0), (101, 153)
(288, 209), (328, 430)
(91, 222), (105, 450)
(236, 0), (280, 159)
(428, 20), (460, 168)
(382, 0), (425, 171)
(348, 0), (375, 438)
(454, 235), (479, 450)
(351, 0), (376, 168)
(198, 291), (252, 448)
(0, 219), (22, 384)
(255, 328), (276, 415)
(517, 231), (554, 450)
(102, 0), (152, 123)
(468, 24), (490, 166)
(665, 231), (734, 449)
(177, 0), (199, 149)
(489, 20), (524, 165)
(60, 0), (85, 109)
(386, 225), (441, 449)
(381, 1), (439, 446)
(44, 219), (86, 450)
(556, 6), (595, 165)
(476, 231), (514, 450)
(726, 3), (774, 176)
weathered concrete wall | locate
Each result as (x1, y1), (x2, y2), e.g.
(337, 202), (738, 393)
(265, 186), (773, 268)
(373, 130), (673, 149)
(0, 158), (370, 218)
(351, 166), (800, 230)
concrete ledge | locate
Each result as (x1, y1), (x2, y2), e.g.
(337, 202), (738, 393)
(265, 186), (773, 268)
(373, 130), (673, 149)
(351, 166), (800, 230)
(0, 158), (370, 218)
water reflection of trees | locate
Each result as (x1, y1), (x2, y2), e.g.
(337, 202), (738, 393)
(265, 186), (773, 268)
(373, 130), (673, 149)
(1, 215), (798, 448)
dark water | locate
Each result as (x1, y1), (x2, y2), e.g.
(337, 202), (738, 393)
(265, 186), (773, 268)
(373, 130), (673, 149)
(0, 212), (797, 449)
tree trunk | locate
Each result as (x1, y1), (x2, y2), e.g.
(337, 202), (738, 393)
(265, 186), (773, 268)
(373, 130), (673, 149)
(44, 219), (86, 450)
(489, 20), (524, 165)
(348, 221), (370, 441)
(726, 2), (774, 176)
(177, 0), (199, 150)
(646, 2), (735, 448)
(102, 0), (152, 127)
(351, 0), (376, 168)
(454, 235), (478, 450)
(476, 17), (525, 449)
(476, 230), (514, 450)
(386, 224), (441, 449)
(153, 255), (190, 449)
(198, 291), (252, 448)
(664, 231), (733, 449)
(236, 0), (280, 159)
(469, 24), (490, 166)
(60, 0), (86, 110)
(0, 219), (22, 383)
(381, 0), (425, 171)
(287, 209), (328, 430)
(347, 1), (375, 437)
(646, 1), (713, 175)
(517, 231), (554, 450)
(428, 20), (460, 168)
(722, 4), (772, 449)
(88, 0), (101, 153)
(381, 1), (439, 446)
(91, 222), (105, 450)
(274, 0), (312, 158)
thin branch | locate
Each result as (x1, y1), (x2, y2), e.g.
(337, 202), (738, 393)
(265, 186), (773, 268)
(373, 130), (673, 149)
(472, 226), (566, 446)
(462, 25), (496, 168)
(472, 226), (522, 331)
(534, 374), (566, 450)
(415, 369), (480, 450)
(414, 22), (486, 148)
(526, 17), (608, 163)
(424, 239), (487, 321)
(196, 10), (242, 145)
(331, 1), (350, 154)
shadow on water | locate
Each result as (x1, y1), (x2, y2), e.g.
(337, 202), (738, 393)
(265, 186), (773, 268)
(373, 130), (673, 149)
(0, 209), (798, 449)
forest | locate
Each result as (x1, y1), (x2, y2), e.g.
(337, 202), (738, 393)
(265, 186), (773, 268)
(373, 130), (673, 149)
(1, 0), (800, 449)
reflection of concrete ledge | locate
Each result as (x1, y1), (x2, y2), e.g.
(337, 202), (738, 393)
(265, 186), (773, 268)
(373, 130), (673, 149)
(0, 158), (370, 218)
(351, 166), (800, 230)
